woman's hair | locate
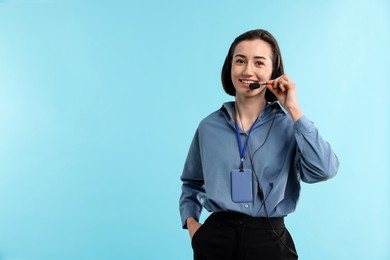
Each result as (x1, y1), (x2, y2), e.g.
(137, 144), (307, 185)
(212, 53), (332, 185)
(221, 29), (284, 102)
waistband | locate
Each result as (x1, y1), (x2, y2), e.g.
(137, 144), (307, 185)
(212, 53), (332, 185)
(210, 211), (285, 229)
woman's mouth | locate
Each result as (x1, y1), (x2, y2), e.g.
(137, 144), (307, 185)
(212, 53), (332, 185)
(239, 79), (258, 87)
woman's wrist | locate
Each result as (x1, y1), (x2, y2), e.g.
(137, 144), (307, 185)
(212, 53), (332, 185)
(287, 105), (303, 122)
(186, 217), (198, 228)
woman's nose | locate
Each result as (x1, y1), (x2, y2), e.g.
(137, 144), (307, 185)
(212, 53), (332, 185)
(242, 64), (254, 76)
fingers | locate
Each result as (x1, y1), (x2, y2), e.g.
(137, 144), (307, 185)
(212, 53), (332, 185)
(267, 74), (294, 93)
(278, 79), (289, 92)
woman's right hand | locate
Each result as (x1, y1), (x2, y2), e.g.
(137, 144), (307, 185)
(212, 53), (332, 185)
(187, 217), (202, 239)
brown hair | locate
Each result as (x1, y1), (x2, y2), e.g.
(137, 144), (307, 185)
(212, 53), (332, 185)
(221, 29), (284, 102)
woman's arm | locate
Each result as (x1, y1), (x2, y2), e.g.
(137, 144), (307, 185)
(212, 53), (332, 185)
(179, 128), (205, 228)
(293, 116), (339, 183)
(267, 75), (339, 182)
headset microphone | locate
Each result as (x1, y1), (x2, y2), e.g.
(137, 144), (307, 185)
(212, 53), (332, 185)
(249, 82), (260, 90)
(249, 82), (267, 90)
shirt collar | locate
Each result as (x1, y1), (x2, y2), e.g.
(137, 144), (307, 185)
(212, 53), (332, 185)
(221, 100), (286, 121)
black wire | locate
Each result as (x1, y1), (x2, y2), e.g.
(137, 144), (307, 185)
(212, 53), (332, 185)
(250, 102), (277, 159)
(248, 102), (277, 204)
(263, 196), (298, 257)
(247, 104), (298, 257)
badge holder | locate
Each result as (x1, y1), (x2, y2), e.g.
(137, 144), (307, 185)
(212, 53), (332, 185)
(231, 168), (253, 203)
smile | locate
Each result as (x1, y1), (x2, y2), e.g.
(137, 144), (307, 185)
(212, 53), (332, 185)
(239, 79), (258, 84)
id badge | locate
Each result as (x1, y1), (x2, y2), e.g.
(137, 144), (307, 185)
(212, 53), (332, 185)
(231, 169), (253, 203)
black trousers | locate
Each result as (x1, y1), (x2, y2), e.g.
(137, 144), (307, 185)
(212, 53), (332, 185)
(191, 212), (298, 260)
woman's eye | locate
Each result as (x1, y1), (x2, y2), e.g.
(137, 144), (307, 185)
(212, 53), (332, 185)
(235, 59), (245, 64)
(255, 61), (264, 66)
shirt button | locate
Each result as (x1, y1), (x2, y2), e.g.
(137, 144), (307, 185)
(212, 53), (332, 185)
(244, 204), (249, 208)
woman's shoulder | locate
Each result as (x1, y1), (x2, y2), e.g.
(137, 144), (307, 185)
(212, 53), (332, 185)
(198, 102), (233, 128)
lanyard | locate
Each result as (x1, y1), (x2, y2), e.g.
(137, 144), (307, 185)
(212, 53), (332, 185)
(234, 117), (258, 172)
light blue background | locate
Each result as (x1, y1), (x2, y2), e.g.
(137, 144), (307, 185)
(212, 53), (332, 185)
(0, 0), (389, 259)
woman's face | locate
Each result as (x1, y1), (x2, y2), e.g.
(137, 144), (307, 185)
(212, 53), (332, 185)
(231, 39), (273, 97)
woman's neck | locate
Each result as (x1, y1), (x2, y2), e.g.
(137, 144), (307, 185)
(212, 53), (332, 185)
(235, 95), (266, 131)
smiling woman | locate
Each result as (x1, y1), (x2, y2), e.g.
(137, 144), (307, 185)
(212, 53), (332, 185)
(0, 1), (388, 259)
(179, 29), (339, 260)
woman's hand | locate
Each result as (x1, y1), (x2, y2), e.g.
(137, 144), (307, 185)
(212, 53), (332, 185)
(267, 74), (303, 122)
(187, 217), (202, 239)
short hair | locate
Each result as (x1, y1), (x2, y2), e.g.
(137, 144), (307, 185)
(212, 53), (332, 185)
(221, 29), (284, 102)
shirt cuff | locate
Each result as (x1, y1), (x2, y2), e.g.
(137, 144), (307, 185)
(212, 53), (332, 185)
(293, 115), (314, 134)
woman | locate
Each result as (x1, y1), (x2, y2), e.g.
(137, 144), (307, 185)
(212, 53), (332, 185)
(179, 29), (339, 260)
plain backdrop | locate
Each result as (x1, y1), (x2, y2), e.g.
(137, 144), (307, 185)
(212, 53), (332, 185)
(0, 0), (389, 259)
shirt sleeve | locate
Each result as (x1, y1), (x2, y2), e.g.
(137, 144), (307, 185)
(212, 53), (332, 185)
(179, 128), (205, 229)
(293, 115), (340, 183)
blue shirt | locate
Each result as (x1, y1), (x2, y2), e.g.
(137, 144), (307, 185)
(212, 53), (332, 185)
(179, 101), (339, 228)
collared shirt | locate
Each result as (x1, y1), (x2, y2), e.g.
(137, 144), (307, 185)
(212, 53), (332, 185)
(179, 101), (339, 228)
